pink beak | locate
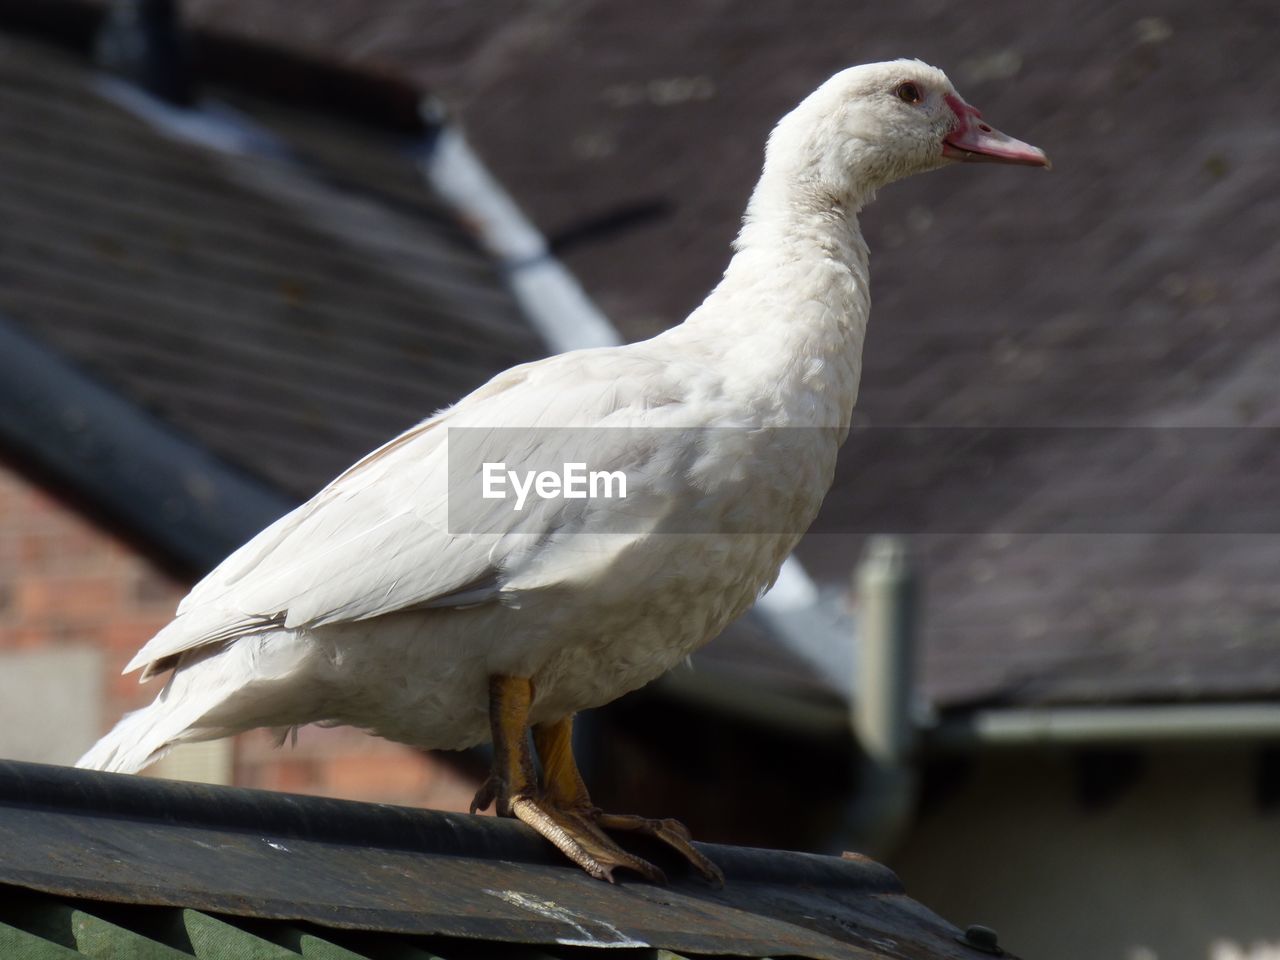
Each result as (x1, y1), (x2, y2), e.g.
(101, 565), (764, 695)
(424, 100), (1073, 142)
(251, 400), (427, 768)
(942, 93), (1050, 169)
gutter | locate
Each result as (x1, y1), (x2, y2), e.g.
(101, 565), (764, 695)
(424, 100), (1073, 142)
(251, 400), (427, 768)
(929, 702), (1280, 751)
(836, 539), (1280, 859)
(0, 315), (294, 576)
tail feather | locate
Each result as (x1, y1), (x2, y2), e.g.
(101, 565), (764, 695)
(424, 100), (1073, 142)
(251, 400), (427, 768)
(77, 630), (317, 774)
(75, 695), (222, 774)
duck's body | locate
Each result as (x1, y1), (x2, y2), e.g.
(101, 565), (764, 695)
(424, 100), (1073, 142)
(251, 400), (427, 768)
(80, 59), (1046, 883)
(89, 269), (866, 762)
(83, 140), (875, 769)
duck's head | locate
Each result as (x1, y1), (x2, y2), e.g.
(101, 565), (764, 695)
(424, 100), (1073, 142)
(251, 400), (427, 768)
(763, 59), (1049, 204)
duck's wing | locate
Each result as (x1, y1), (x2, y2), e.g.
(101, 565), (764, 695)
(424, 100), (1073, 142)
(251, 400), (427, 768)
(124, 349), (702, 678)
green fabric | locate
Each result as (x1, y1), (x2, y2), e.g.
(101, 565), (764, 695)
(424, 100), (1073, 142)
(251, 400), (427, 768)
(180, 910), (305, 959)
(0, 919), (82, 959)
(0, 891), (698, 959)
(0, 895), (185, 959)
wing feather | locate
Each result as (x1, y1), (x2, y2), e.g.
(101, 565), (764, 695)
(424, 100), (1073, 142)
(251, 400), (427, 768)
(127, 347), (710, 677)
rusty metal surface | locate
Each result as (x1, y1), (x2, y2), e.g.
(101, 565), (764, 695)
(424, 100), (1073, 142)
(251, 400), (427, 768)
(0, 760), (1008, 960)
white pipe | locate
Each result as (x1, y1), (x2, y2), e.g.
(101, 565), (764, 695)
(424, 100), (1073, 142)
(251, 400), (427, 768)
(841, 536), (919, 858)
(854, 537), (918, 765)
(420, 124), (620, 354)
(91, 76), (289, 158)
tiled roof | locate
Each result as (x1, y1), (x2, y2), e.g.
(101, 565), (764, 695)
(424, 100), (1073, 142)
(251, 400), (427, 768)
(0, 9), (812, 737)
(0, 759), (999, 960)
(0, 30), (544, 503)
(176, 0), (1280, 709)
(6, 1), (1278, 710)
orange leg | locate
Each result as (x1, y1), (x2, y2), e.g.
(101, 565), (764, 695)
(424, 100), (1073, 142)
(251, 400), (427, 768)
(470, 674), (538, 816)
(533, 713), (724, 886)
(470, 677), (669, 883)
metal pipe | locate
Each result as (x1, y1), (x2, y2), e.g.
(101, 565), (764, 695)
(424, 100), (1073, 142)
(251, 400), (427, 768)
(854, 537), (919, 765)
(929, 702), (1280, 751)
(840, 536), (920, 857)
(418, 120), (620, 355)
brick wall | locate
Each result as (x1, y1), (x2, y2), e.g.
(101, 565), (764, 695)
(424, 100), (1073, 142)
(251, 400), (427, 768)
(0, 458), (480, 810)
(0, 462), (181, 728)
(236, 726), (483, 811)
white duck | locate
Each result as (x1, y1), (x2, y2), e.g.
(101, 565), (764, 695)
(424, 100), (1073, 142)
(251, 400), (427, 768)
(79, 59), (1047, 883)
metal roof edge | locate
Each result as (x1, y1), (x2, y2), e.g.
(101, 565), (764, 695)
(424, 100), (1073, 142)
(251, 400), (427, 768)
(0, 759), (900, 893)
(0, 313), (295, 576)
(0, 759), (999, 959)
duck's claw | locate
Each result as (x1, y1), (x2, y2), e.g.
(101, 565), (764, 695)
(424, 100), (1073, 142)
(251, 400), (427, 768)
(595, 812), (725, 886)
(469, 774), (500, 815)
(510, 795), (667, 883)
(479, 686), (719, 884)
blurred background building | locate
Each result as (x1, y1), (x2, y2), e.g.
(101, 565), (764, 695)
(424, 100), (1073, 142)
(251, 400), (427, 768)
(0, 2), (1277, 960)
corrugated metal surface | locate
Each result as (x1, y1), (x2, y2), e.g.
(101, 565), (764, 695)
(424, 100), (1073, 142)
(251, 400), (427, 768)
(0, 761), (1011, 960)
(0, 888), (701, 959)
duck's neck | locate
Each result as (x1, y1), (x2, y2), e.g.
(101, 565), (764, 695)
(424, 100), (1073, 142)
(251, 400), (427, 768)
(682, 174), (874, 428)
(735, 162), (875, 259)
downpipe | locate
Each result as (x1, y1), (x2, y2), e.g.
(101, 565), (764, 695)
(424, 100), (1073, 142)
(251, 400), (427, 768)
(838, 536), (920, 859)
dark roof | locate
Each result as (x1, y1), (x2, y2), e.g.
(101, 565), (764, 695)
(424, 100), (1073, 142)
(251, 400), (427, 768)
(0, 26), (544, 506)
(0, 760), (998, 960)
(0, 9), (791, 685)
(173, 0), (1280, 710)
(0, 314), (292, 576)
(5, 1), (1276, 711)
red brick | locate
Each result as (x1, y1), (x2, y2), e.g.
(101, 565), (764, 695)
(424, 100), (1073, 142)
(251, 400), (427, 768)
(15, 575), (121, 621)
(239, 753), (324, 794)
(100, 618), (169, 654)
(131, 570), (183, 610)
(321, 746), (481, 810)
(0, 625), (57, 650)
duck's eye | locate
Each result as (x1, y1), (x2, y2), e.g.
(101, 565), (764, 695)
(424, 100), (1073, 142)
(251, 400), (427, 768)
(895, 81), (923, 105)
